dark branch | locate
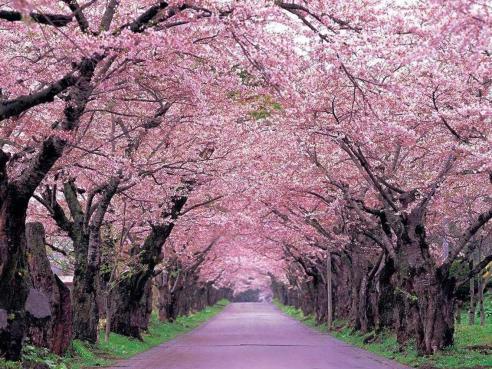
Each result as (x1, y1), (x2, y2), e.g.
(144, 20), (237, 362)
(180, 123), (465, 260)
(0, 74), (77, 121)
(0, 10), (72, 27)
(445, 206), (492, 268)
(35, 189), (73, 234)
(456, 254), (492, 288)
(100, 0), (120, 32)
(12, 136), (66, 200)
(61, 0), (90, 33)
(129, 1), (170, 33)
(45, 241), (70, 257)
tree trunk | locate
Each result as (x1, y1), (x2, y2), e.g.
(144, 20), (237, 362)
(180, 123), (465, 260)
(110, 273), (153, 339)
(0, 192), (31, 360)
(156, 274), (180, 322)
(394, 235), (455, 355)
(55, 176), (120, 343)
(0, 56), (98, 360)
(0, 139), (77, 359)
(469, 260), (476, 325)
(357, 275), (369, 333)
(109, 181), (192, 338)
(373, 255), (395, 332)
(25, 222), (72, 355)
(326, 251), (333, 330)
(477, 245), (485, 326)
(72, 235), (100, 342)
(455, 300), (462, 324)
(169, 288), (183, 321)
(419, 273), (455, 354)
(105, 299), (112, 343)
(478, 280), (485, 326)
(156, 272), (171, 321)
(348, 255), (363, 330)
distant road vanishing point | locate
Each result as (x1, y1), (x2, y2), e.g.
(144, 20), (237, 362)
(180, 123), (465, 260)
(106, 303), (409, 369)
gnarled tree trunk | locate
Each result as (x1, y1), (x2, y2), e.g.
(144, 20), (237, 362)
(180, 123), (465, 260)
(110, 274), (153, 339)
(0, 135), (68, 360)
(0, 190), (31, 360)
(25, 222), (72, 355)
(110, 181), (192, 338)
(393, 218), (455, 354)
(71, 234), (100, 342)
(39, 175), (121, 343)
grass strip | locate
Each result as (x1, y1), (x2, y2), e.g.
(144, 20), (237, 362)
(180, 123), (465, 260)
(273, 299), (492, 369)
(1, 299), (229, 369)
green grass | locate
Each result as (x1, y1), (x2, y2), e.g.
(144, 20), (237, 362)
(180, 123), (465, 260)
(0, 299), (229, 369)
(273, 299), (492, 369)
(71, 299), (229, 368)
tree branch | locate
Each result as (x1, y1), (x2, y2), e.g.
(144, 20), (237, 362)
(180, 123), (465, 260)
(0, 55), (100, 123)
(63, 180), (84, 223)
(444, 206), (492, 268)
(456, 254), (492, 288)
(61, 0), (91, 33)
(187, 237), (219, 273)
(0, 9), (72, 27)
(45, 241), (70, 257)
(129, 1), (170, 33)
(181, 195), (224, 215)
(35, 188), (74, 234)
(0, 74), (77, 121)
(100, 0), (120, 32)
(12, 136), (66, 200)
(139, 180), (194, 268)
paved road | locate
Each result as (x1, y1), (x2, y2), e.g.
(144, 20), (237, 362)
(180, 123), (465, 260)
(107, 303), (409, 369)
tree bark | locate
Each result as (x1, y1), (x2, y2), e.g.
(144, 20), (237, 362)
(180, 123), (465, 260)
(25, 56), (100, 344)
(478, 276), (484, 326)
(69, 177), (120, 342)
(326, 251), (333, 330)
(477, 243), (485, 326)
(39, 174), (120, 343)
(110, 181), (192, 337)
(25, 222), (72, 355)
(0, 136), (68, 360)
(110, 275), (153, 339)
(0, 190), (31, 360)
(469, 259), (476, 325)
(393, 221), (456, 355)
(71, 235), (100, 342)
(155, 270), (179, 322)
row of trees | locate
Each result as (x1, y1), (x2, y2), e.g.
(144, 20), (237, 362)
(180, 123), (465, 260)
(0, 0), (490, 362)
(0, 0), (256, 360)
(25, 220), (233, 353)
(256, 0), (492, 356)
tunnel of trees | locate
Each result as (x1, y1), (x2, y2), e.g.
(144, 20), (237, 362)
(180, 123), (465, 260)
(0, 0), (491, 363)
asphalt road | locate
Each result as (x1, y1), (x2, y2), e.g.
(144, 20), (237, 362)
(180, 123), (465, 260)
(106, 303), (409, 369)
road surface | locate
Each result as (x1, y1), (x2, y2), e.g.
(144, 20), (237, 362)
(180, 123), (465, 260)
(107, 303), (409, 369)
